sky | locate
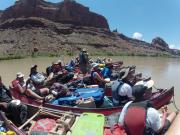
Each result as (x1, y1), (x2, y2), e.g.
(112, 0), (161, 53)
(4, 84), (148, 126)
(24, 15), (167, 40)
(0, 0), (180, 49)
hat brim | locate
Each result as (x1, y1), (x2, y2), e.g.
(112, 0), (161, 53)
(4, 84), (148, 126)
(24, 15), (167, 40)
(119, 68), (130, 79)
(31, 65), (37, 69)
(17, 74), (24, 78)
(135, 80), (154, 89)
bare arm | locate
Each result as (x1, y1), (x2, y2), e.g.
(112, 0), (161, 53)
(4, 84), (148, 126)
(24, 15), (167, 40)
(94, 72), (109, 83)
(16, 83), (26, 94)
(158, 111), (167, 132)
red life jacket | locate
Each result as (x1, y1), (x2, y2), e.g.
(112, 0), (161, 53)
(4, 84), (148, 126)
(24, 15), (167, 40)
(124, 101), (152, 135)
(11, 79), (20, 91)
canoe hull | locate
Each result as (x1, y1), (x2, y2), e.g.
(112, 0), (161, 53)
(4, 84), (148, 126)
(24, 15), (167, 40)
(11, 87), (174, 116)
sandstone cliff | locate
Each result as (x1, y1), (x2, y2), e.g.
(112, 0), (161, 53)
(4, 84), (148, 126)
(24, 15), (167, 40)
(1, 0), (109, 29)
(0, 0), (178, 58)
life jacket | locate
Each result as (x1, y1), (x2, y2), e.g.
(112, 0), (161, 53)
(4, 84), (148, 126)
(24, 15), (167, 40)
(124, 101), (153, 135)
(12, 80), (19, 89)
(112, 80), (128, 106)
(32, 118), (56, 132)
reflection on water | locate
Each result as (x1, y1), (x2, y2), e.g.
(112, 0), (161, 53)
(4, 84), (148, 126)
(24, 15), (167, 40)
(0, 56), (180, 110)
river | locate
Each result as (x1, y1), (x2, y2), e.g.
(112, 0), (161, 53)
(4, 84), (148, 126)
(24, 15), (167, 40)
(0, 56), (179, 110)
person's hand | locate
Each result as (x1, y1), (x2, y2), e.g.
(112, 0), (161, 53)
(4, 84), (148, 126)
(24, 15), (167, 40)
(161, 105), (168, 113)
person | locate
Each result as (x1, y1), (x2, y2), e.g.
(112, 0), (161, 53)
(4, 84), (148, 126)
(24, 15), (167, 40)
(118, 95), (176, 135)
(116, 67), (136, 86)
(101, 58), (113, 78)
(29, 65), (49, 95)
(111, 78), (154, 106)
(79, 48), (89, 75)
(11, 72), (44, 100)
(91, 64), (110, 88)
(46, 62), (60, 76)
(55, 60), (74, 84)
(46, 61), (63, 82)
(0, 76), (27, 124)
(65, 59), (76, 72)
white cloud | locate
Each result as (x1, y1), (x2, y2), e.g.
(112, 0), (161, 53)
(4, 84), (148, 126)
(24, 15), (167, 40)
(169, 44), (180, 50)
(132, 32), (143, 40)
(169, 44), (175, 49)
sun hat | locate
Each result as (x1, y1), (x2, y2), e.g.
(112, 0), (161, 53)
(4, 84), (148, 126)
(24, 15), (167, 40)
(105, 58), (113, 65)
(56, 60), (62, 64)
(16, 72), (24, 78)
(135, 79), (154, 89)
(119, 68), (130, 79)
(82, 48), (87, 52)
(31, 64), (37, 69)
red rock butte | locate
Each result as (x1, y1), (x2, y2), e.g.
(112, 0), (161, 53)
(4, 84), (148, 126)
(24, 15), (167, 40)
(0, 0), (109, 29)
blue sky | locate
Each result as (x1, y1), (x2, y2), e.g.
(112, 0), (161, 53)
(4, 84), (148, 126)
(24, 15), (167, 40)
(0, 0), (180, 49)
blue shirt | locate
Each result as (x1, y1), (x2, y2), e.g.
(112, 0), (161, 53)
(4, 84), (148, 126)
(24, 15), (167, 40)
(101, 67), (111, 78)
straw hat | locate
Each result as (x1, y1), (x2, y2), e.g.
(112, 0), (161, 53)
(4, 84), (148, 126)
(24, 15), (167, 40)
(105, 58), (113, 65)
(135, 79), (154, 89)
(16, 72), (24, 78)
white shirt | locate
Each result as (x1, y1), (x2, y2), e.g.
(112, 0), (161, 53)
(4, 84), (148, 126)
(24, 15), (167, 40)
(118, 83), (133, 98)
(146, 107), (161, 132)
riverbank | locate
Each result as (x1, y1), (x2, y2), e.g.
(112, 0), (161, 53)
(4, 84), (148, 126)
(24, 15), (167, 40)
(0, 51), (179, 61)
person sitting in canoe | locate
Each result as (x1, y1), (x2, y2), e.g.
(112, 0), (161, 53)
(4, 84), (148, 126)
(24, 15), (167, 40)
(11, 72), (44, 100)
(118, 94), (176, 135)
(111, 78), (154, 106)
(46, 60), (74, 84)
(65, 59), (76, 72)
(29, 65), (50, 95)
(91, 63), (110, 88)
(0, 76), (27, 124)
(101, 58), (113, 78)
(118, 67), (137, 86)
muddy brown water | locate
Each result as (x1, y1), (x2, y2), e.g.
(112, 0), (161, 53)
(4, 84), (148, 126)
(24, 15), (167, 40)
(0, 56), (179, 111)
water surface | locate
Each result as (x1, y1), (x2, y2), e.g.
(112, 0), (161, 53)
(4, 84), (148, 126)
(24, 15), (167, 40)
(0, 56), (179, 110)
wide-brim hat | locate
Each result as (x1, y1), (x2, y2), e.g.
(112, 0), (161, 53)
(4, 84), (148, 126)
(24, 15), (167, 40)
(16, 72), (24, 78)
(56, 60), (62, 64)
(82, 48), (87, 52)
(119, 68), (130, 79)
(31, 64), (37, 69)
(135, 79), (154, 89)
(105, 58), (113, 65)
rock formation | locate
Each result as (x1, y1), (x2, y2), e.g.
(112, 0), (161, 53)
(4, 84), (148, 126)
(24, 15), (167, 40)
(151, 37), (170, 52)
(0, 0), (109, 29)
(0, 0), (179, 57)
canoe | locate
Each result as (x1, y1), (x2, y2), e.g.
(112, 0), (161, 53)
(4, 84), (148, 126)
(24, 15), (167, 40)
(0, 104), (126, 135)
(10, 87), (174, 116)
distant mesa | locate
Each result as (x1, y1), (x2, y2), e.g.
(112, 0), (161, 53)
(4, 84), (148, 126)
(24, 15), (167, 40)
(0, 0), (109, 29)
(151, 37), (170, 52)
